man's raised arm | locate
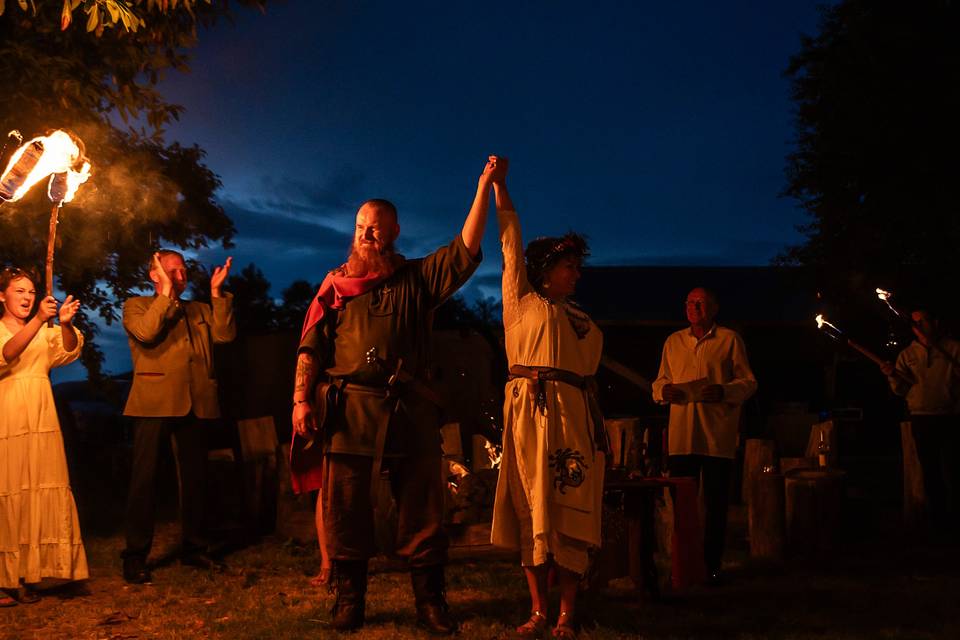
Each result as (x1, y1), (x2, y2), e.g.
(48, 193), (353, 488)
(460, 155), (506, 258)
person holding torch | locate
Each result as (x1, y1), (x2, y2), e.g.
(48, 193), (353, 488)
(0, 266), (86, 606)
(881, 305), (960, 534)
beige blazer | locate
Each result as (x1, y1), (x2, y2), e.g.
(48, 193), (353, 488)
(122, 293), (236, 418)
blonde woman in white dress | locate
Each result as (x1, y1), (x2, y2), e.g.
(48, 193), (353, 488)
(0, 267), (87, 606)
(489, 161), (606, 640)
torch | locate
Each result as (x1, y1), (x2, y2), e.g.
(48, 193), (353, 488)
(815, 314), (913, 385)
(0, 130), (91, 325)
(875, 288), (960, 370)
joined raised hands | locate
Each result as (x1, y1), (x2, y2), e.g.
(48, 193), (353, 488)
(480, 155), (509, 186)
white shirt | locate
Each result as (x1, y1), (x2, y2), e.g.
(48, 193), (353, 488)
(888, 338), (960, 415)
(652, 324), (758, 458)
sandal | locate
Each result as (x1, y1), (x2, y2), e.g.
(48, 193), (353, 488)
(515, 610), (548, 639)
(552, 611), (577, 639)
(0, 592), (17, 608)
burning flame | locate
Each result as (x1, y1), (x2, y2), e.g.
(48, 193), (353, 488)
(48, 162), (91, 204)
(0, 131), (89, 203)
(876, 288), (891, 301)
(815, 314), (841, 333)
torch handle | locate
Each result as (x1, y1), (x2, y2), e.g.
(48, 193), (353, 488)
(45, 204), (60, 328)
(844, 338), (884, 367)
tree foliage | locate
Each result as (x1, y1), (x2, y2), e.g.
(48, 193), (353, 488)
(0, 0), (265, 378)
(781, 0), (960, 302)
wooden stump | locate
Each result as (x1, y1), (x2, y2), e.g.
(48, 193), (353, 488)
(742, 439), (776, 508)
(900, 421), (926, 527)
(749, 473), (785, 562)
(785, 469), (845, 556)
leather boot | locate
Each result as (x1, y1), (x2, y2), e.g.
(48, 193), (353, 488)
(411, 565), (457, 635)
(330, 560), (367, 632)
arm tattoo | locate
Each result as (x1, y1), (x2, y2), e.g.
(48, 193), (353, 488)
(295, 352), (317, 394)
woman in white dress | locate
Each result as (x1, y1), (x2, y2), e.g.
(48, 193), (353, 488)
(489, 162), (606, 640)
(0, 267), (87, 606)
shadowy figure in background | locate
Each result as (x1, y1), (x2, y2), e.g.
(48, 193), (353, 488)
(882, 306), (960, 535)
(0, 267), (86, 606)
(489, 159), (606, 640)
(290, 157), (495, 634)
(652, 287), (757, 585)
(120, 250), (235, 584)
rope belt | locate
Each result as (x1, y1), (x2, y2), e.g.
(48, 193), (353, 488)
(508, 364), (609, 454)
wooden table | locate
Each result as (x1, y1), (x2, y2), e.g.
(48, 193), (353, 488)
(602, 474), (706, 597)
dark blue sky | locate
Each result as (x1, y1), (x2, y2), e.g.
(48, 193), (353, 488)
(59, 0), (829, 380)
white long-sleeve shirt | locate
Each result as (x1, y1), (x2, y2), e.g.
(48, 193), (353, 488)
(652, 324), (758, 459)
(888, 338), (960, 415)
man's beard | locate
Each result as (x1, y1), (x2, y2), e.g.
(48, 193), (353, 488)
(345, 241), (400, 277)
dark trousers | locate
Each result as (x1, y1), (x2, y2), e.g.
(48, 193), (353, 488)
(669, 454), (732, 573)
(123, 415), (209, 559)
(322, 453), (448, 568)
(911, 415), (959, 530)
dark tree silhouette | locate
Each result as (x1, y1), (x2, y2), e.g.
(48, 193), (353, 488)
(780, 1), (960, 312)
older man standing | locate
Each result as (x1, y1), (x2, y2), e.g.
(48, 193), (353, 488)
(652, 287), (757, 584)
(290, 157), (501, 634)
(121, 250), (235, 584)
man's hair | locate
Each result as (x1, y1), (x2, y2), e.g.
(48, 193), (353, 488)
(148, 249), (185, 271)
(524, 232), (590, 293)
(358, 198), (398, 222)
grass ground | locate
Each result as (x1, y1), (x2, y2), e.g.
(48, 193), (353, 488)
(3, 501), (959, 640)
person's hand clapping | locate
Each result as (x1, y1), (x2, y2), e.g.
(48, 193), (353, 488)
(151, 252), (173, 298)
(58, 295), (80, 325)
(210, 256), (233, 298)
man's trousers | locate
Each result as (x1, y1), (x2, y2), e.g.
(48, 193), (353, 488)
(322, 453), (448, 567)
(669, 454), (732, 574)
(123, 415), (210, 559)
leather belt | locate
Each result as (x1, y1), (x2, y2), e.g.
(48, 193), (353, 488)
(508, 364), (609, 454)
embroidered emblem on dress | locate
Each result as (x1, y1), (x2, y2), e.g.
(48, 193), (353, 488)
(549, 448), (588, 493)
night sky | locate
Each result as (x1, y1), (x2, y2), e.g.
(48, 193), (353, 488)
(57, 0), (829, 381)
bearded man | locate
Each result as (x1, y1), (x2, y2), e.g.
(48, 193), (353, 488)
(290, 157), (502, 634)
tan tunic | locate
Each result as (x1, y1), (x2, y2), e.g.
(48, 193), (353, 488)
(490, 210), (605, 572)
(300, 235), (480, 456)
(0, 324), (88, 588)
(122, 294), (236, 418)
(651, 325), (757, 459)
